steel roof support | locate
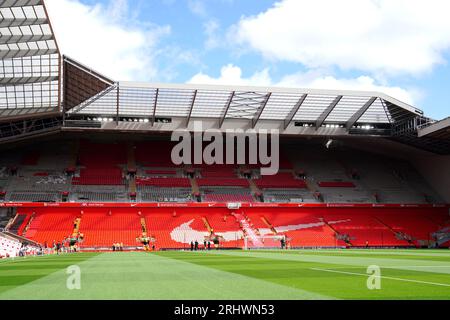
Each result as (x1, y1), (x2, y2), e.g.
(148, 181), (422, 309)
(185, 89), (198, 127)
(151, 88), (159, 126)
(315, 95), (343, 128)
(116, 85), (120, 125)
(346, 97), (377, 129)
(219, 91), (235, 128)
(283, 94), (307, 130)
(251, 92), (272, 128)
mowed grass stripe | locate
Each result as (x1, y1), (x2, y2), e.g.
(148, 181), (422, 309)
(177, 250), (450, 299)
(295, 251), (450, 263)
(297, 249), (450, 257)
(0, 253), (99, 294)
(1, 250), (450, 300)
(0, 252), (332, 300)
(207, 250), (450, 274)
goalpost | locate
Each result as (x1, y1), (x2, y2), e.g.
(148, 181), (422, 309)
(243, 234), (287, 250)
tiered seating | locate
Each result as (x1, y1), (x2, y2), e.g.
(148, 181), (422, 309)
(255, 172), (307, 189)
(145, 169), (178, 176)
(72, 168), (124, 185)
(7, 191), (60, 202)
(74, 141), (126, 186)
(136, 177), (191, 188)
(146, 212), (209, 248)
(135, 141), (180, 167)
(198, 166), (238, 178)
(197, 178), (249, 187)
(203, 194), (254, 203)
(1, 138), (445, 205)
(139, 187), (193, 202)
(73, 191), (119, 202)
(247, 211), (338, 247)
(247, 151), (293, 169)
(8, 170), (69, 189)
(78, 141), (126, 167)
(21, 151), (40, 166)
(79, 212), (141, 247)
(196, 166), (253, 202)
(33, 172), (49, 177)
(263, 189), (317, 203)
(71, 185), (128, 202)
(318, 181), (356, 188)
(375, 212), (440, 242)
(323, 211), (409, 247)
(16, 206), (449, 249)
(205, 213), (243, 248)
(24, 212), (77, 244)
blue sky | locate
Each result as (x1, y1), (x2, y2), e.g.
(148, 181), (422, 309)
(46, 0), (450, 120)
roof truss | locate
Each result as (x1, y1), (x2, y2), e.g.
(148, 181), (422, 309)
(346, 97), (377, 129)
(67, 82), (423, 132)
(315, 95), (343, 128)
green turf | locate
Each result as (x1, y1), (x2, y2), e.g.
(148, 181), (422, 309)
(0, 249), (449, 300)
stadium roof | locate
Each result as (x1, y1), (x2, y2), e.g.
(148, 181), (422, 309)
(66, 80), (424, 130)
(0, 0), (448, 155)
(418, 117), (450, 139)
(0, 0), (61, 120)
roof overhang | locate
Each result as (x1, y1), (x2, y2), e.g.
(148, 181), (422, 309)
(418, 117), (450, 139)
(66, 81), (422, 134)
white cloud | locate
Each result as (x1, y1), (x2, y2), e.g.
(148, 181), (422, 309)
(188, 0), (208, 18)
(45, 0), (170, 81)
(278, 71), (419, 105)
(232, 0), (450, 75)
(188, 64), (418, 105)
(189, 64), (272, 86)
(204, 19), (220, 50)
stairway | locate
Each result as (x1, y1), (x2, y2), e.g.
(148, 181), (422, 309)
(7, 213), (26, 234)
(72, 217), (81, 237)
(322, 218), (352, 246)
(140, 217), (147, 236)
(21, 213), (35, 236)
(305, 178), (323, 202)
(202, 217), (214, 234)
(432, 227), (450, 247)
(373, 216), (413, 245)
(127, 142), (137, 196)
(261, 216), (277, 234)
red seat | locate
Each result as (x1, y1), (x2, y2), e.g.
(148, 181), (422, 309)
(255, 173), (306, 189)
(318, 181), (356, 188)
(136, 177), (191, 188)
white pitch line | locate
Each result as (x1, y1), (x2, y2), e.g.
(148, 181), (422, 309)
(310, 267), (450, 288)
(315, 265), (450, 269)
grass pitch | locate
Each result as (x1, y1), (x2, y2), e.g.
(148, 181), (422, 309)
(0, 249), (449, 300)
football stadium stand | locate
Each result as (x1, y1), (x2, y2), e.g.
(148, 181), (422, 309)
(0, 0), (448, 251)
(3, 204), (446, 250)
